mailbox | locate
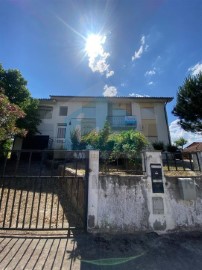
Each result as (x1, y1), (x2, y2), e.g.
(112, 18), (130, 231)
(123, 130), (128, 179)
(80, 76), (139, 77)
(150, 164), (164, 193)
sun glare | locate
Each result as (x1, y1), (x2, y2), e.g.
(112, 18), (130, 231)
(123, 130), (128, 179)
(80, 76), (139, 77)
(85, 34), (105, 58)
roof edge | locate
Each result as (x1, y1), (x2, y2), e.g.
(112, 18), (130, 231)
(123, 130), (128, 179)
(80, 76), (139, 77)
(39, 95), (173, 103)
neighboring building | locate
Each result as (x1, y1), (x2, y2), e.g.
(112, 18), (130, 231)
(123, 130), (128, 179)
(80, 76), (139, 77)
(184, 142), (202, 152)
(37, 95), (173, 149)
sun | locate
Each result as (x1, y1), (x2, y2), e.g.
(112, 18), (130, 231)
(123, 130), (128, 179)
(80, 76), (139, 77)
(85, 34), (106, 58)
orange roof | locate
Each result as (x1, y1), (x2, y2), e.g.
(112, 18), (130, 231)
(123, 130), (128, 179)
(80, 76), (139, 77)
(184, 142), (202, 152)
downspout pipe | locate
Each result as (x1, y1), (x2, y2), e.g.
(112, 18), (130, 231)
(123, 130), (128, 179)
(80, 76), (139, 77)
(164, 101), (172, 145)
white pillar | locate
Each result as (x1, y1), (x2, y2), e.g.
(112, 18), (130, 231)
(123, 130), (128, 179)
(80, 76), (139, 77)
(87, 150), (99, 232)
(144, 151), (175, 232)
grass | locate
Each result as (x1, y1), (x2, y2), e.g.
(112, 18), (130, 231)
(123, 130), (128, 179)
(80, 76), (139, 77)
(163, 166), (201, 177)
(63, 162), (201, 177)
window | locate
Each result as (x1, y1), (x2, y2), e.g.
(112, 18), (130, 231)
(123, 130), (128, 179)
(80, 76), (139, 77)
(141, 107), (155, 119)
(82, 103), (96, 117)
(57, 127), (66, 139)
(110, 103), (132, 116)
(57, 123), (67, 139)
(142, 119), (157, 137)
(59, 106), (68, 116)
(57, 123), (67, 127)
(81, 118), (96, 135)
(38, 106), (53, 119)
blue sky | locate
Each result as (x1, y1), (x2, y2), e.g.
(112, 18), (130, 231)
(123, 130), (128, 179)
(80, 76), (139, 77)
(0, 0), (201, 143)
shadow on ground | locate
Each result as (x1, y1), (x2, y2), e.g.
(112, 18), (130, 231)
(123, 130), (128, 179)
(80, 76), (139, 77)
(69, 231), (202, 270)
(0, 231), (202, 269)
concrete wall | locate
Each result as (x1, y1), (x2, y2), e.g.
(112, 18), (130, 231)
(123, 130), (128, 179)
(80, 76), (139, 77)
(164, 176), (202, 230)
(96, 102), (108, 131)
(97, 175), (150, 232)
(131, 102), (142, 131)
(93, 174), (202, 233)
(154, 103), (170, 144)
(87, 151), (202, 234)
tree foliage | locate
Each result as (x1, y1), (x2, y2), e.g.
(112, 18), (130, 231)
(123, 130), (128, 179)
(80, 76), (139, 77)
(108, 130), (148, 158)
(0, 93), (26, 142)
(174, 137), (187, 149)
(152, 141), (165, 151)
(71, 122), (148, 156)
(70, 123), (148, 171)
(81, 121), (112, 151)
(0, 64), (40, 135)
(70, 128), (87, 150)
(172, 73), (202, 132)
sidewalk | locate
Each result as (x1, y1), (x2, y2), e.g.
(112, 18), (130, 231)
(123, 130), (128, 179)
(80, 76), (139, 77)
(0, 230), (202, 269)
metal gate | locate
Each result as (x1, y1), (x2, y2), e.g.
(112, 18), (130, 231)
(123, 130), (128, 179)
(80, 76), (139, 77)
(0, 150), (89, 233)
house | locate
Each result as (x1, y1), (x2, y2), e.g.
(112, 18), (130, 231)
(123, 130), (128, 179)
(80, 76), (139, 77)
(184, 142), (202, 152)
(36, 95), (173, 150)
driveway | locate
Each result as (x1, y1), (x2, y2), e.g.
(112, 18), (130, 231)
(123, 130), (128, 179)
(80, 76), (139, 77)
(0, 230), (202, 269)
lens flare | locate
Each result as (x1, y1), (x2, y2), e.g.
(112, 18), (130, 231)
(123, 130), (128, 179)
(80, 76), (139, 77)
(85, 34), (106, 58)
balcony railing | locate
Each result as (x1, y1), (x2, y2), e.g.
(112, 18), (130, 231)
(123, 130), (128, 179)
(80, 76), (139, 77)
(107, 116), (137, 128)
(48, 137), (66, 149)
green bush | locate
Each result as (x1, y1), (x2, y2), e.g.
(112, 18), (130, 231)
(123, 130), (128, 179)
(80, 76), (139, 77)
(0, 139), (13, 159)
(152, 141), (165, 151)
(166, 144), (178, 152)
(80, 121), (112, 151)
(81, 130), (99, 149)
(109, 130), (148, 158)
(70, 128), (87, 150)
(70, 122), (148, 159)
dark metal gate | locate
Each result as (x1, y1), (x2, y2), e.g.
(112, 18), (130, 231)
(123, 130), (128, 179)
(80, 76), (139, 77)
(0, 150), (89, 233)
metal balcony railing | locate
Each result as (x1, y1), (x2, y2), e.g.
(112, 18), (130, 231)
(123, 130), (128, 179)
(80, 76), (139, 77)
(48, 137), (66, 149)
(107, 116), (137, 128)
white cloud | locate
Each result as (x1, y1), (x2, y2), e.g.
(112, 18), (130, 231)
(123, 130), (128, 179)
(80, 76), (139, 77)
(106, 70), (114, 78)
(188, 62), (202, 76)
(169, 120), (202, 146)
(145, 44), (149, 52)
(132, 46), (144, 60)
(145, 69), (156, 76)
(148, 81), (154, 85)
(129, 93), (150, 97)
(87, 35), (114, 78)
(132, 35), (148, 61)
(103, 85), (117, 97)
(141, 35), (145, 44)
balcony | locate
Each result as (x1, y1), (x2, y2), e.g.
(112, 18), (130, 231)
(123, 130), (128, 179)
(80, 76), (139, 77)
(48, 137), (67, 150)
(107, 116), (137, 129)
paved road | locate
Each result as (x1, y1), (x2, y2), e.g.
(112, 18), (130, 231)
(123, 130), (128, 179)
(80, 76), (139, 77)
(0, 230), (202, 269)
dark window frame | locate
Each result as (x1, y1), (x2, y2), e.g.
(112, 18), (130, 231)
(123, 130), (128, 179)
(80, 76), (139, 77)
(59, 106), (68, 116)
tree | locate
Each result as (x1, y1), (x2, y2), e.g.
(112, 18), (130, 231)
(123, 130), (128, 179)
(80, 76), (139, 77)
(172, 73), (202, 132)
(0, 64), (40, 135)
(174, 137), (187, 149)
(108, 130), (148, 158)
(81, 121), (112, 151)
(0, 93), (26, 142)
(77, 124), (148, 155)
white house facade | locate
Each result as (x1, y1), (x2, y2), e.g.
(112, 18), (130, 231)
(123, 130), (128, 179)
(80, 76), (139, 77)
(37, 96), (173, 150)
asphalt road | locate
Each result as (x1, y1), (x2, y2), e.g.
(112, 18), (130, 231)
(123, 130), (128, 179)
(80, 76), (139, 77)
(0, 230), (202, 269)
